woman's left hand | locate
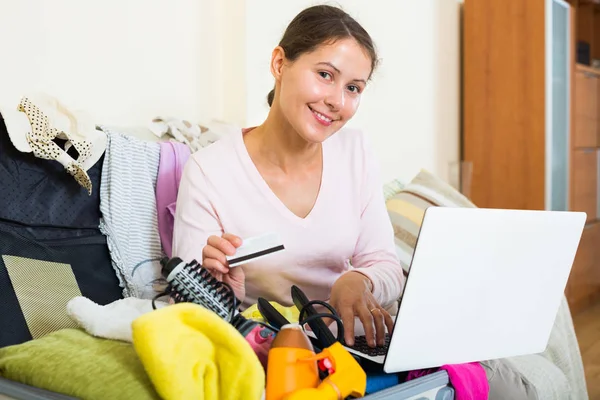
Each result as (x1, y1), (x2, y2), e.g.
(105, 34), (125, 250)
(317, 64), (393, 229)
(329, 272), (394, 348)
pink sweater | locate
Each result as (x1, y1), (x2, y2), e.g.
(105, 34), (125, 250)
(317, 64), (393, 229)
(172, 127), (404, 309)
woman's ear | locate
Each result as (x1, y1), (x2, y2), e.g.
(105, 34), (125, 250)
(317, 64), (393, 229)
(270, 46), (286, 82)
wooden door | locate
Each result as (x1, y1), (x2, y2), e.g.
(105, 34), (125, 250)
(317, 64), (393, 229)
(567, 222), (600, 313)
(574, 69), (598, 148)
(462, 0), (546, 210)
(572, 149), (598, 221)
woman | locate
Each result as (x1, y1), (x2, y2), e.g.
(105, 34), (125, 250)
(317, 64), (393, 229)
(173, 4), (404, 348)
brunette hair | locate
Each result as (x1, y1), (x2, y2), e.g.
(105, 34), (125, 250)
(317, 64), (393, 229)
(267, 5), (378, 107)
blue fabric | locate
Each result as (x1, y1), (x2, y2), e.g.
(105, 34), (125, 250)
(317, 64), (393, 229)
(366, 372), (399, 394)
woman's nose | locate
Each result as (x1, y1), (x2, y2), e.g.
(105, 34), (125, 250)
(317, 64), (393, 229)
(325, 88), (344, 111)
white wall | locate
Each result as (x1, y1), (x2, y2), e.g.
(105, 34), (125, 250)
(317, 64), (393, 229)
(0, 0), (220, 127)
(240, 1), (461, 183)
(0, 0), (461, 184)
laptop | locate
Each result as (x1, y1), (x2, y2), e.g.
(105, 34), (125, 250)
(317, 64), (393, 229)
(333, 207), (586, 373)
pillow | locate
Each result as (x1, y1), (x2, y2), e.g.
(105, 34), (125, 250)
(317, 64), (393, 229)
(481, 359), (539, 400)
(386, 169), (476, 274)
(383, 178), (406, 202)
(0, 329), (159, 400)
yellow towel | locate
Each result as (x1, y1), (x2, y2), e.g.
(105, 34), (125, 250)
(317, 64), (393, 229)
(242, 301), (300, 324)
(131, 303), (265, 400)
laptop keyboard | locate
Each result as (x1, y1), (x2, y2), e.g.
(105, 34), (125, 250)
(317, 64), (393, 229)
(347, 334), (390, 356)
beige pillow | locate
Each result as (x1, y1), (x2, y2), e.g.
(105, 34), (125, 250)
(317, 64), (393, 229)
(383, 178), (405, 202)
(386, 169), (476, 274)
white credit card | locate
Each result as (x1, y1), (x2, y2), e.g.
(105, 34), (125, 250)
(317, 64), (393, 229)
(226, 232), (285, 267)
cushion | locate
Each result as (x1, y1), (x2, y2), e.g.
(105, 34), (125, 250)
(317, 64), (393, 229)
(383, 178), (406, 202)
(0, 328), (159, 400)
(481, 359), (539, 399)
(386, 169), (476, 274)
(503, 355), (571, 400)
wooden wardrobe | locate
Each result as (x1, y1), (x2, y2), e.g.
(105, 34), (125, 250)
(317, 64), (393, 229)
(462, 0), (600, 314)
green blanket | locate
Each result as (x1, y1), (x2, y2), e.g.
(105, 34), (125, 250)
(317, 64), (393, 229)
(0, 329), (160, 400)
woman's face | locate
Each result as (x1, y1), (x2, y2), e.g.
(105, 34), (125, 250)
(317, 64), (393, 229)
(272, 38), (372, 144)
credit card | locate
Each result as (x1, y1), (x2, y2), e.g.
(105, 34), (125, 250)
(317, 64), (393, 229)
(226, 232), (285, 267)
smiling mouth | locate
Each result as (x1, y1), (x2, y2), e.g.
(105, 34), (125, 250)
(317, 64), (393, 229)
(309, 106), (335, 126)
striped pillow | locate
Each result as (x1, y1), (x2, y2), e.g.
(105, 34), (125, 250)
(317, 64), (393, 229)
(386, 169), (476, 274)
(383, 178), (406, 202)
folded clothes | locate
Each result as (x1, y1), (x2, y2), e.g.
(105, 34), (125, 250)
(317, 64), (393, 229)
(0, 328), (160, 400)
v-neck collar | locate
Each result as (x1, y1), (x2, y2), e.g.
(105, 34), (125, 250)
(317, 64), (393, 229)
(233, 128), (329, 226)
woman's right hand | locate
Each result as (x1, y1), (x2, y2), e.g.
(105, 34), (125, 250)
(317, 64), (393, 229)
(201, 233), (246, 301)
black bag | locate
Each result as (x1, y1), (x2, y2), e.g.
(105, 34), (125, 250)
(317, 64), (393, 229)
(0, 114), (122, 348)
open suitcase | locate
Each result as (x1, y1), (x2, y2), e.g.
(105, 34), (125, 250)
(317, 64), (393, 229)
(0, 116), (457, 400)
(0, 370), (454, 400)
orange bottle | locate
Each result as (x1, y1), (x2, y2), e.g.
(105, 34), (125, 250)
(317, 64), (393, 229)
(266, 324), (320, 400)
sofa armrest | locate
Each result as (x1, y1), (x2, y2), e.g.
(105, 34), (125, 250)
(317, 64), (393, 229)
(508, 295), (588, 400)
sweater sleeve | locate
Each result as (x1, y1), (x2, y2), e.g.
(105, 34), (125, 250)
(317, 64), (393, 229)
(172, 157), (223, 264)
(349, 137), (405, 309)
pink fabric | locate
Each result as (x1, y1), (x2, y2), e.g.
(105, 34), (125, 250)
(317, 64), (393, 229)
(172, 128), (405, 309)
(156, 141), (191, 257)
(406, 368), (438, 380)
(406, 362), (489, 400)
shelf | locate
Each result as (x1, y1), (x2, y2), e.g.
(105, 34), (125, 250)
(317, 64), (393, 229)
(577, 1), (600, 59)
(577, 63), (600, 75)
(580, 0), (600, 7)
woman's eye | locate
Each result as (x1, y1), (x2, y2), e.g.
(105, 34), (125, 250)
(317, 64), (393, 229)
(319, 71), (332, 80)
(347, 85), (361, 93)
